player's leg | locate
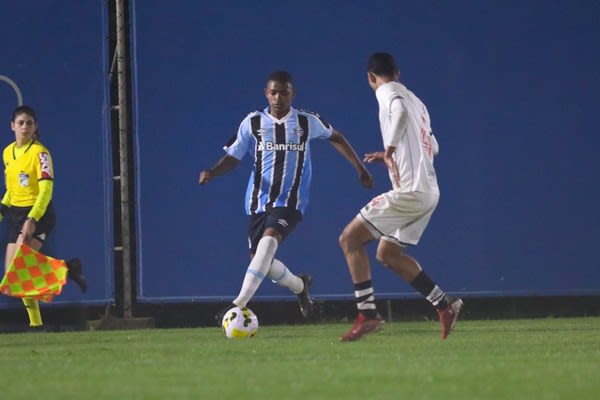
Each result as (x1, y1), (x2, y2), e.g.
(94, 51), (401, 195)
(4, 242), (42, 328)
(267, 258), (313, 317)
(377, 238), (450, 307)
(376, 191), (463, 339)
(233, 207), (304, 309)
(377, 239), (462, 339)
(4, 243), (17, 272)
(338, 216), (385, 341)
(232, 232), (280, 308)
(268, 259), (303, 294)
(16, 237), (45, 328)
(258, 207), (313, 317)
(4, 207), (45, 329)
(215, 212), (271, 324)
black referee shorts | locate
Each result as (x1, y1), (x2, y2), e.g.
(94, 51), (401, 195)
(6, 202), (56, 243)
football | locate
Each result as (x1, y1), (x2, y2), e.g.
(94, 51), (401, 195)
(221, 306), (259, 339)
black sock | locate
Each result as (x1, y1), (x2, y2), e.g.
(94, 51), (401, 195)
(410, 271), (448, 309)
(354, 280), (378, 318)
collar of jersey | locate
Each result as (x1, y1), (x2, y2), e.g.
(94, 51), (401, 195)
(12, 139), (35, 159)
(264, 106), (293, 123)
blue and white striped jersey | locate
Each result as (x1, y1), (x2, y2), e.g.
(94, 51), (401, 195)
(224, 106), (333, 215)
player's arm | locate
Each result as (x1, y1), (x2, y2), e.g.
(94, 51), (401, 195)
(28, 179), (53, 221)
(20, 179), (53, 243)
(199, 154), (240, 185)
(382, 97), (406, 188)
(328, 129), (373, 188)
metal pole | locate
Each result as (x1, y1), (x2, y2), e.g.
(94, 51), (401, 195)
(115, 0), (133, 318)
(0, 75), (24, 106)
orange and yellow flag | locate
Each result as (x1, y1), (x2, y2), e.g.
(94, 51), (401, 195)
(0, 244), (68, 302)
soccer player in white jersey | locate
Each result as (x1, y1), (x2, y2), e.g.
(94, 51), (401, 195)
(199, 70), (373, 323)
(338, 53), (463, 341)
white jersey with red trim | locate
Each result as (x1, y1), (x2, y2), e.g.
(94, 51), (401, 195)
(375, 81), (439, 194)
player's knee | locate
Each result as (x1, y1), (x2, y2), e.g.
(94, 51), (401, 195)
(338, 228), (354, 252)
(338, 230), (348, 250)
(375, 247), (393, 267)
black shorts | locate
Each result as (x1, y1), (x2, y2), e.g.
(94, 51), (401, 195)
(6, 202), (56, 243)
(247, 207), (302, 253)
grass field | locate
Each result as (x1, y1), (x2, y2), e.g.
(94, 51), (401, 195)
(1, 317), (599, 400)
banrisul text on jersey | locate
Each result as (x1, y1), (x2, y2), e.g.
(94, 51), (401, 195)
(224, 107), (332, 215)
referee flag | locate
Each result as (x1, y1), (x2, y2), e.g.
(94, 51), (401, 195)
(0, 244), (68, 302)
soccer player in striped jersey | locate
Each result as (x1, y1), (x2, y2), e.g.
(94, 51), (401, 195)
(200, 70), (373, 323)
(338, 53), (463, 341)
(1, 105), (86, 331)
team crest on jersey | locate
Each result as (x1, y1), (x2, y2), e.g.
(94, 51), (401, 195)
(19, 172), (30, 187)
(38, 152), (53, 179)
(294, 127), (304, 136)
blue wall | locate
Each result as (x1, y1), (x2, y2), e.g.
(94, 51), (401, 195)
(2, 1), (599, 309)
(0, 1), (112, 308)
(134, 0), (600, 300)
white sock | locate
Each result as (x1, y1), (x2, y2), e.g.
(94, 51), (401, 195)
(267, 258), (304, 294)
(233, 236), (278, 308)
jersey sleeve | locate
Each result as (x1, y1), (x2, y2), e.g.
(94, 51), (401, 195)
(223, 116), (252, 160)
(36, 150), (54, 181)
(29, 146), (54, 221)
(28, 179), (53, 221)
(307, 112), (333, 140)
(384, 97), (407, 147)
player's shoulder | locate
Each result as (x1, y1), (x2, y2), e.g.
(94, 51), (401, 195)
(295, 108), (331, 128)
(31, 140), (51, 153)
(2, 142), (13, 154)
(242, 109), (264, 120)
(295, 107), (322, 118)
(384, 81), (408, 97)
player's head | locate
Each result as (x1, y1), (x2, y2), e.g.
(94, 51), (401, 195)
(11, 105), (40, 140)
(367, 52), (400, 89)
(12, 104), (37, 122)
(265, 70), (295, 119)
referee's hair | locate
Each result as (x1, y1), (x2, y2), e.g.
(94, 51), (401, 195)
(367, 52), (398, 78)
(267, 70), (293, 85)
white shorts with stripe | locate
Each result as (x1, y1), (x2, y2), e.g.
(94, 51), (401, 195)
(357, 190), (439, 247)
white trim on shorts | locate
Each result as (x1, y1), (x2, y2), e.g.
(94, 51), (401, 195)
(357, 190), (439, 247)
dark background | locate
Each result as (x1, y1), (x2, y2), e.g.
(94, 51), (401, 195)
(1, 1), (599, 317)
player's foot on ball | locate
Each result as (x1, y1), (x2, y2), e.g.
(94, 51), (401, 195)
(340, 312), (385, 342)
(437, 297), (463, 340)
(215, 303), (237, 326)
(297, 274), (314, 318)
(66, 258), (87, 293)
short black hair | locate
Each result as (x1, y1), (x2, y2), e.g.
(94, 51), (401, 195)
(367, 52), (398, 78)
(267, 70), (293, 85)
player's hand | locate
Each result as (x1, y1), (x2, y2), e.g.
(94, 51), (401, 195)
(199, 170), (212, 185)
(358, 167), (374, 189)
(21, 218), (36, 244)
(363, 152), (384, 163)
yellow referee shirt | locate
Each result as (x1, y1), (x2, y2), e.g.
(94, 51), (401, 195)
(2, 139), (54, 219)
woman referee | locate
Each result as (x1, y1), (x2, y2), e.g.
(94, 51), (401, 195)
(1, 105), (86, 330)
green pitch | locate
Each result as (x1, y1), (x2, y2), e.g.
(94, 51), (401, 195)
(1, 317), (599, 399)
